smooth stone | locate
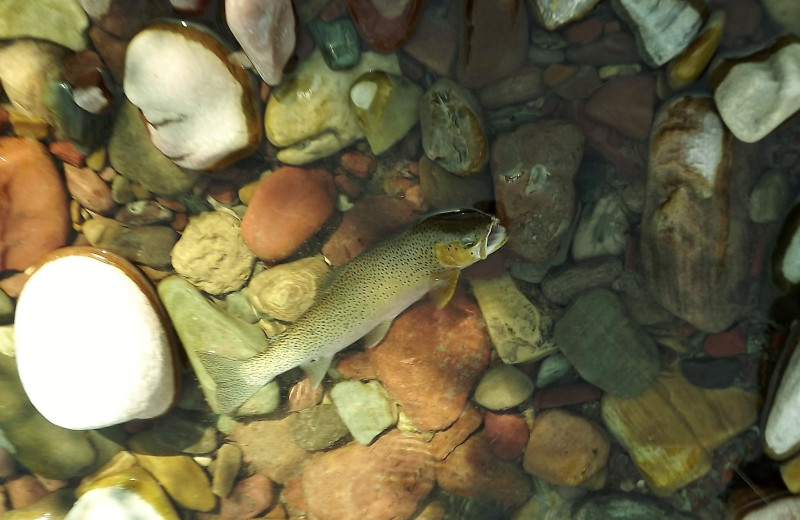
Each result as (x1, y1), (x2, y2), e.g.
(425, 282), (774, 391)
(64, 164), (115, 214)
(211, 443), (242, 498)
(233, 380), (281, 417)
(219, 473), (274, 519)
(523, 409), (610, 486)
(612, 0), (704, 67)
(749, 170), (790, 224)
(0, 137), (70, 271)
(418, 156), (493, 211)
(573, 493), (696, 520)
(483, 412), (529, 460)
(680, 357), (742, 390)
(713, 37), (800, 143)
(14, 250), (175, 430)
(171, 211), (255, 295)
(773, 204), (800, 292)
(1, 488), (74, 520)
(124, 22), (261, 170)
(571, 192), (631, 261)
(231, 416), (310, 484)
(602, 371), (758, 495)
(346, 0), (426, 51)
(762, 0), (800, 33)
(116, 201), (174, 227)
(289, 403), (350, 451)
(241, 167), (336, 262)
(781, 453), (800, 493)
(247, 256), (330, 322)
(529, 0), (603, 30)
(0, 291), (12, 324)
(78, 0), (167, 39)
(133, 453), (216, 511)
(157, 276), (273, 415)
(473, 364), (534, 410)
(764, 328), (800, 459)
(553, 288), (659, 398)
(0, 0), (86, 50)
(330, 380), (398, 445)
(470, 273), (557, 364)
(420, 78), (488, 177)
(641, 96), (754, 332)
(44, 82), (113, 155)
(226, 0), (295, 85)
(428, 405), (483, 460)
(109, 176), (136, 207)
(541, 256), (623, 306)
(667, 10), (725, 90)
(584, 75), (655, 141)
(265, 49), (401, 164)
(350, 71), (423, 155)
(565, 33), (640, 66)
(82, 217), (178, 269)
(309, 16), (361, 70)
(108, 100), (200, 196)
(477, 66), (546, 109)
(130, 414), (219, 456)
(401, 3), (457, 76)
(536, 353), (573, 388)
(491, 120), (583, 262)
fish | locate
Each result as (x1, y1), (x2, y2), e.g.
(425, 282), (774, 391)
(198, 208), (508, 414)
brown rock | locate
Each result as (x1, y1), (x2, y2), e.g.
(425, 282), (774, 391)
(369, 290), (491, 431)
(48, 141), (85, 167)
(301, 430), (434, 520)
(81, 0), (167, 39)
(435, 432), (530, 507)
(585, 75), (655, 141)
(64, 164), (115, 214)
(477, 67), (546, 109)
(287, 377), (325, 412)
(5, 474), (48, 509)
(333, 351), (377, 381)
(428, 404), (483, 460)
(402, 5), (457, 77)
(339, 151), (376, 178)
(242, 167), (337, 262)
(523, 409), (610, 486)
(347, 0), (426, 51)
(88, 25), (128, 83)
(484, 412), (529, 460)
(220, 474), (274, 520)
(0, 137), (70, 272)
(231, 417), (310, 484)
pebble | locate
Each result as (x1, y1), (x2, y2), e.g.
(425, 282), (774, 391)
(219, 474), (274, 520)
(5, 475), (48, 510)
(171, 211), (255, 295)
(63, 163), (115, 214)
(287, 376), (326, 411)
(473, 364), (534, 411)
(226, 0), (295, 85)
(0, 137), (70, 272)
(14, 248), (175, 430)
(108, 100), (200, 195)
(264, 49), (401, 164)
(571, 192), (632, 260)
(124, 22), (260, 170)
(212, 444), (242, 498)
(241, 167), (336, 262)
(419, 78), (488, 177)
(0, 0), (87, 50)
(309, 16), (361, 70)
(231, 417), (309, 484)
(491, 120), (583, 262)
(369, 290), (490, 431)
(535, 353), (573, 388)
(532, 382), (604, 409)
(115, 200), (174, 226)
(82, 217), (178, 269)
(530, 0), (603, 30)
(401, 3), (457, 76)
(134, 453), (216, 512)
(339, 150), (376, 178)
(300, 430), (434, 520)
(130, 414), (219, 456)
(330, 380), (398, 445)
(289, 403), (350, 451)
(483, 412), (529, 460)
(681, 356), (742, 389)
(713, 36), (800, 143)
(428, 405), (483, 460)
(602, 371), (758, 495)
(780, 453), (800, 493)
(248, 256), (329, 322)
(523, 409), (610, 486)
(554, 288), (659, 398)
(477, 66), (546, 109)
(703, 326), (748, 358)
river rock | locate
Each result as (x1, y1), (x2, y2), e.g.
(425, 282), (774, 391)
(309, 16), (361, 70)
(641, 96), (754, 333)
(108, 100), (200, 196)
(265, 49), (401, 164)
(571, 192), (631, 261)
(330, 380), (398, 445)
(470, 273), (557, 364)
(219, 474), (274, 519)
(529, 0), (603, 30)
(226, 0), (295, 85)
(1, 488), (74, 520)
(762, 0), (800, 33)
(667, 10), (725, 91)
(0, 137), (70, 272)
(749, 170), (790, 224)
(124, 21), (261, 170)
(764, 327), (800, 460)
(79, 0), (166, 39)
(418, 156), (493, 211)
(0, 0), (87, 50)
(491, 120), (583, 262)
(289, 403), (350, 451)
(82, 217), (178, 269)
(347, 0), (426, 51)
(473, 364), (534, 410)
(14, 248), (176, 430)
(133, 453), (216, 511)
(584, 75), (655, 141)
(483, 411), (529, 460)
(0, 39), (68, 124)
(231, 416), (309, 484)
(540, 256), (623, 306)
(554, 288), (659, 398)
(64, 164), (115, 214)
(171, 211), (255, 295)
(428, 405), (483, 460)
(573, 493), (696, 520)
(248, 256), (330, 322)
(713, 36), (800, 143)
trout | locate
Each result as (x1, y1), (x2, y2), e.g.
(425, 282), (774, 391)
(199, 208), (507, 414)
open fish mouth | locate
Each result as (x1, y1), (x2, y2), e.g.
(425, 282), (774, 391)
(484, 218), (508, 257)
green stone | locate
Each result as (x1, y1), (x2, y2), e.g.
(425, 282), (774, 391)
(309, 17), (361, 70)
(553, 288), (659, 398)
(331, 380), (397, 445)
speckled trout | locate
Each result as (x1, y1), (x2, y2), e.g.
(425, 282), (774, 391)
(199, 208), (507, 414)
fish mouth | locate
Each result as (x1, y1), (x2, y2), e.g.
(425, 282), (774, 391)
(484, 218), (508, 257)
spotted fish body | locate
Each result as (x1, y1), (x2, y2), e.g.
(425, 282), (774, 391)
(200, 208), (507, 414)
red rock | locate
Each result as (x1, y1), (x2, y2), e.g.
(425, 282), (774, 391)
(287, 377), (325, 412)
(704, 326), (747, 358)
(552, 65), (602, 101)
(231, 417), (310, 484)
(483, 412), (529, 460)
(301, 430), (434, 520)
(208, 180), (238, 205)
(531, 383), (603, 409)
(281, 475), (309, 514)
(428, 405), (483, 460)
(0, 137), (70, 272)
(64, 164), (115, 214)
(564, 18), (604, 44)
(585, 75), (655, 141)
(339, 151), (376, 178)
(333, 174), (362, 199)
(220, 474), (274, 520)
(48, 141), (85, 167)
(82, 0), (167, 39)
(347, 0), (426, 51)
(402, 6), (457, 77)
(566, 33), (640, 65)
(5, 475), (48, 509)
(435, 432), (530, 507)
(321, 195), (419, 267)
(88, 26), (129, 84)
(334, 351), (377, 381)
(369, 290), (491, 431)
(242, 167), (336, 262)
(750, 232), (768, 277)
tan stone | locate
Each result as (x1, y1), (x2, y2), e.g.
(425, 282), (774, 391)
(134, 453), (216, 511)
(780, 452), (800, 493)
(248, 256), (330, 322)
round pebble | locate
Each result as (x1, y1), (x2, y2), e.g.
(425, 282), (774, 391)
(473, 364), (534, 410)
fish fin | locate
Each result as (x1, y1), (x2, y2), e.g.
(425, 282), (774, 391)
(301, 355), (333, 388)
(196, 351), (264, 415)
(429, 269), (460, 309)
(363, 320), (393, 349)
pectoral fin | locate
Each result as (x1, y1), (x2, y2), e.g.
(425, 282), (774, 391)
(363, 320), (393, 349)
(429, 269), (460, 309)
(301, 355), (334, 387)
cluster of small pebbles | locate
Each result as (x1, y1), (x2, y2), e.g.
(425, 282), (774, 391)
(2, 0), (800, 519)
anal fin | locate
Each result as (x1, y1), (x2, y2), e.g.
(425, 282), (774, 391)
(430, 269), (459, 309)
(301, 355), (334, 387)
(363, 320), (393, 349)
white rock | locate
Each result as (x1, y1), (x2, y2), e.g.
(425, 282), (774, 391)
(572, 192), (631, 261)
(124, 22), (261, 170)
(764, 328), (800, 459)
(714, 39), (800, 143)
(14, 251), (175, 430)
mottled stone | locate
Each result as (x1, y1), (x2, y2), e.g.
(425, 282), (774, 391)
(248, 256), (329, 322)
(571, 192), (632, 261)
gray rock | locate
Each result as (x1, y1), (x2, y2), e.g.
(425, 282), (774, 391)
(535, 353), (573, 388)
(528, 0), (603, 30)
(541, 256), (623, 306)
(290, 403), (350, 451)
(330, 380), (398, 445)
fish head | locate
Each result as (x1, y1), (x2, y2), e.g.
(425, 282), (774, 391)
(427, 209), (508, 268)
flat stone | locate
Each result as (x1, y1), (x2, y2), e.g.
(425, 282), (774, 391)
(584, 75), (654, 141)
(668, 10), (725, 90)
(540, 256), (623, 306)
(483, 412), (529, 460)
(428, 405), (482, 460)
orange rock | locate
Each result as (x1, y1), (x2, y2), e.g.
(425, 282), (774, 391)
(5, 475), (48, 509)
(484, 412), (529, 460)
(0, 137), (70, 272)
(219, 474), (274, 520)
(339, 150), (376, 178)
(241, 167), (336, 262)
(64, 164), (115, 214)
(523, 409), (610, 486)
(428, 404), (483, 460)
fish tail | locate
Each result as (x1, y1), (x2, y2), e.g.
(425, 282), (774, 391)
(196, 351), (266, 415)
